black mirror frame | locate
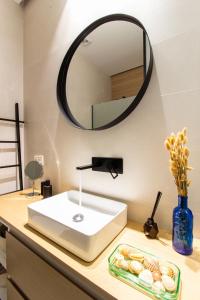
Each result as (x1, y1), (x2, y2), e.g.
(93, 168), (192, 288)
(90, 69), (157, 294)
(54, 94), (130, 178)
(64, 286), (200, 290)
(57, 13), (153, 130)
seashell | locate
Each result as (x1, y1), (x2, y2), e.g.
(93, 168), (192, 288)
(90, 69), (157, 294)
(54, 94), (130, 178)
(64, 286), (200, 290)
(144, 257), (159, 272)
(129, 260), (144, 275)
(162, 275), (176, 292)
(118, 245), (131, 258)
(159, 264), (175, 278)
(167, 264), (177, 277)
(128, 250), (144, 262)
(152, 270), (162, 281)
(115, 253), (124, 260)
(114, 253), (124, 262)
(116, 258), (129, 271)
(139, 270), (153, 287)
(152, 281), (165, 293)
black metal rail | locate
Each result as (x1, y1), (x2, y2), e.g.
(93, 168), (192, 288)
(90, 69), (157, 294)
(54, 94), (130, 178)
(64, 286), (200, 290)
(0, 103), (24, 193)
(0, 118), (24, 124)
(0, 164), (20, 169)
(0, 141), (18, 143)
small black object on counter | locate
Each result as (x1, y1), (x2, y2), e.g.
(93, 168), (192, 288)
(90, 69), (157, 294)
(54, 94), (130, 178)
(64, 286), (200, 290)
(144, 191), (162, 239)
(43, 184), (52, 198)
(41, 179), (52, 198)
(41, 179), (50, 195)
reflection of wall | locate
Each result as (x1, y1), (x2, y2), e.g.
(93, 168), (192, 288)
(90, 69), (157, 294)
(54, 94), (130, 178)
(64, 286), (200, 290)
(145, 35), (150, 75)
(93, 97), (134, 128)
(0, 1), (23, 195)
(80, 22), (143, 75)
(67, 52), (111, 128)
(24, 0), (200, 237)
(111, 66), (144, 100)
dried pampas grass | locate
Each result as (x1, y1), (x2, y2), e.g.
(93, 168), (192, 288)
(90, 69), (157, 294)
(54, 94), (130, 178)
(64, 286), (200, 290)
(164, 128), (192, 197)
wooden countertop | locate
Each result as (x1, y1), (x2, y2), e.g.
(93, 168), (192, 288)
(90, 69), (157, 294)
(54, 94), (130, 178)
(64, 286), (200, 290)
(0, 190), (200, 300)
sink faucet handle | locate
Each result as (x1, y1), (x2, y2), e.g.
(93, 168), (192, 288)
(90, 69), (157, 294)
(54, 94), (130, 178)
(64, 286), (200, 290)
(107, 165), (118, 179)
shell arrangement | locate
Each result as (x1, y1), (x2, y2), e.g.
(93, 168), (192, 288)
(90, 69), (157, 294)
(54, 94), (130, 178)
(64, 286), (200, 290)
(164, 127), (192, 197)
(114, 245), (177, 294)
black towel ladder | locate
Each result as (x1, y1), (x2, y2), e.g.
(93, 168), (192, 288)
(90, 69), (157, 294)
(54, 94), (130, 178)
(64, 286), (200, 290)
(0, 103), (24, 193)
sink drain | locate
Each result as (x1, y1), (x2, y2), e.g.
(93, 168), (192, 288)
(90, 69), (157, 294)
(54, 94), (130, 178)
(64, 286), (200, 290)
(72, 213), (84, 222)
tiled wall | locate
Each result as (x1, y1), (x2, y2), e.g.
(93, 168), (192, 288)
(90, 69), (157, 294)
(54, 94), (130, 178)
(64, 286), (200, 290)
(24, 0), (200, 236)
(0, 0), (23, 195)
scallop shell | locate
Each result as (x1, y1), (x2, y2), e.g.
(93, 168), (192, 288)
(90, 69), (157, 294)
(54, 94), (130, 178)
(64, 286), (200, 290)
(152, 270), (162, 281)
(159, 264), (175, 278)
(144, 257), (159, 272)
(113, 253), (124, 264)
(139, 270), (153, 287)
(152, 281), (165, 293)
(118, 245), (131, 258)
(129, 260), (144, 275)
(115, 259), (129, 271)
(128, 250), (144, 262)
(162, 275), (176, 292)
(115, 253), (124, 260)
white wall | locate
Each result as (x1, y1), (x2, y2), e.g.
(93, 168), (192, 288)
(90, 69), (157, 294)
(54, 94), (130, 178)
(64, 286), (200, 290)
(24, 0), (200, 237)
(67, 51), (111, 128)
(0, 0), (23, 194)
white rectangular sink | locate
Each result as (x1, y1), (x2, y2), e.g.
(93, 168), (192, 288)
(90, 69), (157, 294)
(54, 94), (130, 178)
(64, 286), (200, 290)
(27, 190), (127, 262)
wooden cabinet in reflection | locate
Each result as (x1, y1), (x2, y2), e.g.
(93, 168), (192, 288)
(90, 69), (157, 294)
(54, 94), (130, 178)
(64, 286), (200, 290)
(111, 66), (144, 100)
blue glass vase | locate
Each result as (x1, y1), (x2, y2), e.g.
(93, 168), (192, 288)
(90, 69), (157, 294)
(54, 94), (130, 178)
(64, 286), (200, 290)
(172, 195), (193, 255)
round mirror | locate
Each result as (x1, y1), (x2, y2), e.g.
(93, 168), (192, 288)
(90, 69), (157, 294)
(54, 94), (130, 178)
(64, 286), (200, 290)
(25, 161), (44, 196)
(57, 14), (153, 130)
(25, 161), (43, 180)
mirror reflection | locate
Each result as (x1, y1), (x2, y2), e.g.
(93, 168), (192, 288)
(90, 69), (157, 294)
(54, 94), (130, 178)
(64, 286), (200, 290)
(64, 18), (152, 129)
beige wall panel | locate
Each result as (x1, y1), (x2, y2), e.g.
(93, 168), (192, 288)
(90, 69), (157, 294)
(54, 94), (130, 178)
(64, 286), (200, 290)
(0, 1), (23, 195)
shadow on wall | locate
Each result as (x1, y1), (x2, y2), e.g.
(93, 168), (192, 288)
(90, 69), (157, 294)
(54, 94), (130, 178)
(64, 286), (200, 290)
(124, 68), (184, 237)
(24, 0), (69, 188)
(24, 0), (69, 61)
(24, 0), (68, 112)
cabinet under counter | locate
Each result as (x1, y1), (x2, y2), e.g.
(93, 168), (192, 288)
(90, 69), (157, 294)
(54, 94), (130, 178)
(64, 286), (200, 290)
(6, 232), (93, 300)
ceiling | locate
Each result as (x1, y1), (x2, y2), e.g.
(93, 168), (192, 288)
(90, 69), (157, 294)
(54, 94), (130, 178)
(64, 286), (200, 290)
(77, 21), (144, 76)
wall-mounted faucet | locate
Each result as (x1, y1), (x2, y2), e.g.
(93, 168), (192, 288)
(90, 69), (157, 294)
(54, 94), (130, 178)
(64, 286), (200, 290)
(76, 164), (95, 171)
(76, 157), (123, 179)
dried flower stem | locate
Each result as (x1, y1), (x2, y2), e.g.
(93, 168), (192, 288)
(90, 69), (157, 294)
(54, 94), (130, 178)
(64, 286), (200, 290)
(164, 128), (192, 197)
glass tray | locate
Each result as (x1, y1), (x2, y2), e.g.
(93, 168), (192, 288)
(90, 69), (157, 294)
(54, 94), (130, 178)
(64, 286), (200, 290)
(108, 244), (181, 300)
